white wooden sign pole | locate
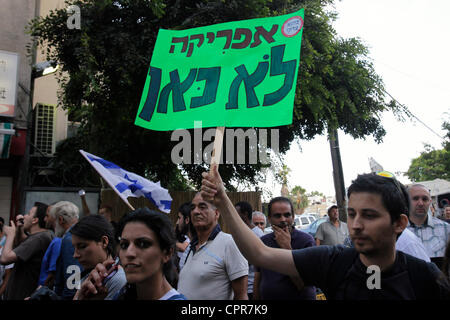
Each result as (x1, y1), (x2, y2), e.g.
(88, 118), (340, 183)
(210, 126), (225, 170)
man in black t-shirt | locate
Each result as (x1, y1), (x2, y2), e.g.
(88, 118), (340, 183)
(200, 166), (450, 300)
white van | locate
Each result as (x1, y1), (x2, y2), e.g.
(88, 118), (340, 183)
(294, 215), (312, 229)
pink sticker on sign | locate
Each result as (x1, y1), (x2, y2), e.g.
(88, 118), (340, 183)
(281, 16), (304, 37)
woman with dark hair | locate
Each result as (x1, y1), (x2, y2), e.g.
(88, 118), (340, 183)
(77, 208), (186, 300)
(71, 215), (126, 300)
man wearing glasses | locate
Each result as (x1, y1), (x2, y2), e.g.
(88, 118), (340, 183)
(253, 197), (316, 300)
(407, 184), (450, 269)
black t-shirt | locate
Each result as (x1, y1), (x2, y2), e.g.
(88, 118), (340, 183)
(292, 245), (449, 300)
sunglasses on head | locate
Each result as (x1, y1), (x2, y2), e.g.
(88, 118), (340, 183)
(376, 170), (407, 204)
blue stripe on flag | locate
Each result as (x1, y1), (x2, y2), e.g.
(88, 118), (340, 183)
(142, 193), (172, 211)
(115, 182), (143, 193)
(87, 155), (121, 169)
(115, 183), (128, 193)
(161, 200), (172, 210)
(128, 183), (143, 193)
(124, 174), (137, 184)
(143, 192), (157, 207)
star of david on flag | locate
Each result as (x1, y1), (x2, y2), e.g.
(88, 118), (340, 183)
(80, 150), (172, 213)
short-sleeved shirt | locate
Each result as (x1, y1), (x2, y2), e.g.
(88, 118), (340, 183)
(292, 245), (449, 300)
(54, 227), (84, 300)
(407, 213), (450, 258)
(255, 229), (316, 300)
(315, 219), (348, 245)
(38, 237), (62, 285)
(178, 224), (248, 300)
(5, 230), (54, 300)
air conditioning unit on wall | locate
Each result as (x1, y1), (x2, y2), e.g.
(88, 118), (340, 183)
(33, 103), (56, 156)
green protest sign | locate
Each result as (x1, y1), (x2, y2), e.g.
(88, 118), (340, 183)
(135, 9), (304, 131)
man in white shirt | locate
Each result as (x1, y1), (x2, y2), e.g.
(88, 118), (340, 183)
(178, 193), (248, 300)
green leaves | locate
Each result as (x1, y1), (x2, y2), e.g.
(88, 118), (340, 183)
(406, 119), (450, 182)
(406, 148), (450, 182)
(29, 0), (403, 190)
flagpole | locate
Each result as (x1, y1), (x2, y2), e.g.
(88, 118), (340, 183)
(210, 127), (225, 171)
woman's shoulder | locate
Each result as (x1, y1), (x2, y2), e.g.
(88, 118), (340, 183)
(161, 288), (187, 300)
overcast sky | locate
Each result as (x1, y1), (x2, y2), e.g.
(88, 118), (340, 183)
(261, 0), (450, 199)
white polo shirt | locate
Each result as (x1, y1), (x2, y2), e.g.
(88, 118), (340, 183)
(178, 226), (248, 300)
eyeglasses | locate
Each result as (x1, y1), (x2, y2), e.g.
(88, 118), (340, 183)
(254, 222), (265, 226)
(271, 212), (292, 219)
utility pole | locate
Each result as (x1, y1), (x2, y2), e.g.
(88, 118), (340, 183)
(329, 128), (347, 222)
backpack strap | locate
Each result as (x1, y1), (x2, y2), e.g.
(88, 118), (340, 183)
(404, 253), (438, 300)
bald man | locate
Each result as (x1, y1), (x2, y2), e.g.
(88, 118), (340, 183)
(407, 184), (450, 269)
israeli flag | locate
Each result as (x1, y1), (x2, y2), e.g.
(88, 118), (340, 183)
(80, 150), (172, 213)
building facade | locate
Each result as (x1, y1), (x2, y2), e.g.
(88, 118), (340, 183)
(0, 0), (98, 221)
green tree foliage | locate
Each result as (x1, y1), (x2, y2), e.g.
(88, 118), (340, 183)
(308, 190), (325, 197)
(275, 164), (291, 186)
(28, 0), (404, 190)
(406, 119), (450, 181)
(290, 185), (309, 211)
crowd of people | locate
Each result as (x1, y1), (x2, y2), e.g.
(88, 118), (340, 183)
(0, 168), (449, 300)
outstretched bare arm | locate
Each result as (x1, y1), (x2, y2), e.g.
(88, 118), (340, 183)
(201, 164), (302, 284)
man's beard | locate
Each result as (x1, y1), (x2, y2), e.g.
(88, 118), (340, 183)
(276, 221), (293, 233)
(55, 222), (65, 237)
(175, 223), (188, 242)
